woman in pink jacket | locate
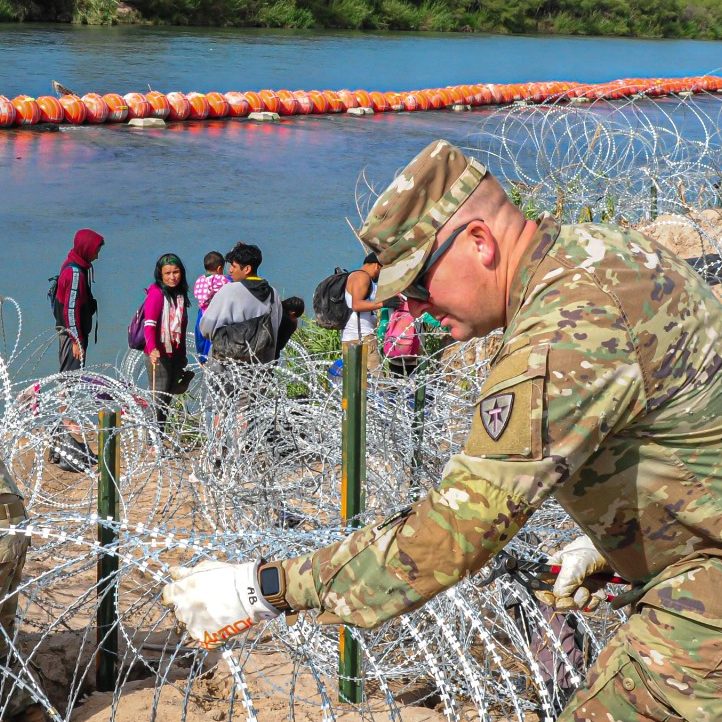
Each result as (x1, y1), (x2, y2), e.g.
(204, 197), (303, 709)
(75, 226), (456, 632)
(144, 253), (190, 428)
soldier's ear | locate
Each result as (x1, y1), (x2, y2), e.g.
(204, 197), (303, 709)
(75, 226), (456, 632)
(468, 221), (496, 269)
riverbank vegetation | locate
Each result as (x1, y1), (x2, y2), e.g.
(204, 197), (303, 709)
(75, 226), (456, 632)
(1, 0), (721, 38)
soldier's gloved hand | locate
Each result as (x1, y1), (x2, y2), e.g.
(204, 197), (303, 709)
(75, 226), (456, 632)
(534, 535), (611, 612)
(162, 560), (280, 649)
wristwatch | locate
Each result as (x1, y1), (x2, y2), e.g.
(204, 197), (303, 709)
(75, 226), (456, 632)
(258, 561), (291, 612)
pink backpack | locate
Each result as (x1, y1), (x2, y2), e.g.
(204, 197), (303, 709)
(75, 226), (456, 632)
(383, 304), (421, 359)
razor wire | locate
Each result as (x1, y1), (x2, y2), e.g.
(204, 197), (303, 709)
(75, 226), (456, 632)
(1, 91), (722, 720)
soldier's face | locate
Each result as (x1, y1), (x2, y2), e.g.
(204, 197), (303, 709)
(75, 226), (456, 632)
(407, 220), (502, 340)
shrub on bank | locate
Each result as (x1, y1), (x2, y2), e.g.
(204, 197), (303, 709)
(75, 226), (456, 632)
(0, 0), (720, 42)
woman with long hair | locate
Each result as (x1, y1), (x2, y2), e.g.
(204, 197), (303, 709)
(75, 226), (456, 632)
(143, 253), (191, 429)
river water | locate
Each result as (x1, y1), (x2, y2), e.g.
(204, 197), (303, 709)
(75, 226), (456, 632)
(1, 25), (721, 376)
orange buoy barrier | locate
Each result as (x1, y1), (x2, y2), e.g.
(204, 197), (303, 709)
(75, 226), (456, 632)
(166, 92), (190, 121)
(146, 91), (170, 119)
(259, 89), (280, 114)
(12, 96), (40, 126)
(353, 89), (372, 108)
(186, 92), (210, 120)
(0, 95), (16, 127)
(243, 91), (263, 113)
(338, 89), (358, 110)
(276, 90), (298, 116)
(36, 95), (64, 123)
(224, 91), (250, 117)
(307, 90), (328, 114)
(124, 92), (151, 119)
(323, 90), (344, 113)
(206, 91), (229, 118)
(103, 93), (128, 122)
(369, 91), (389, 112)
(5, 76), (722, 129)
(59, 94), (86, 125)
(292, 90), (313, 115)
(82, 93), (109, 124)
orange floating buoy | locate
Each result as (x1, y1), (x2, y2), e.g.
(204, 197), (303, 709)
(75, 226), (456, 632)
(124, 92), (152, 119)
(337, 89), (358, 110)
(224, 91), (251, 117)
(243, 91), (264, 113)
(103, 93), (128, 122)
(81, 93), (109, 124)
(186, 92), (210, 120)
(258, 89), (280, 114)
(12, 95), (40, 126)
(436, 88), (454, 107)
(447, 86), (465, 105)
(276, 90), (298, 116)
(145, 91), (170, 119)
(206, 91), (229, 118)
(353, 89), (372, 108)
(59, 94), (86, 125)
(36, 95), (64, 123)
(402, 93), (419, 111)
(166, 92), (191, 121)
(292, 91), (313, 115)
(423, 89), (443, 110)
(369, 91), (389, 112)
(305, 90), (327, 114)
(384, 92), (403, 111)
(323, 90), (344, 113)
(0, 96), (16, 127)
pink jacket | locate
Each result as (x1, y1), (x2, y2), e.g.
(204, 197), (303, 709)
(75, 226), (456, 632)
(143, 284), (188, 359)
(193, 273), (230, 312)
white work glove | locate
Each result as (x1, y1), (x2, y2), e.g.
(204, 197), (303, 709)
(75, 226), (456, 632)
(162, 560), (280, 649)
(534, 535), (612, 612)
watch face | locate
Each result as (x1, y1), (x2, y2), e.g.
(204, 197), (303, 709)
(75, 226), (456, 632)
(260, 566), (281, 596)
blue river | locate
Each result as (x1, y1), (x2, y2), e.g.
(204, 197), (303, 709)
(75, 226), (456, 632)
(0, 25), (721, 376)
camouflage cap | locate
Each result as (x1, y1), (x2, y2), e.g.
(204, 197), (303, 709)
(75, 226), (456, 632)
(358, 139), (486, 301)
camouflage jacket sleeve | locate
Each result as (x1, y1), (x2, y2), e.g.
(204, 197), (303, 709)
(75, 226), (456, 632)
(283, 278), (646, 628)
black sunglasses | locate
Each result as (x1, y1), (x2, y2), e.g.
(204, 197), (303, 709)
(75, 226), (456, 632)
(403, 221), (472, 301)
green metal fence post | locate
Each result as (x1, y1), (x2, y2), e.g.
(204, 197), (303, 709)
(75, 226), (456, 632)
(97, 409), (120, 692)
(650, 182), (658, 219)
(411, 359), (427, 498)
(339, 342), (366, 704)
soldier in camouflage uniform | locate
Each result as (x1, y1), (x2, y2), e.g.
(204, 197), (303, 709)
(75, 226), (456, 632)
(163, 140), (722, 721)
(0, 460), (40, 721)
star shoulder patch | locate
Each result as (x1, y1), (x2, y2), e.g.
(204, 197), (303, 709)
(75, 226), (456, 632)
(480, 393), (514, 440)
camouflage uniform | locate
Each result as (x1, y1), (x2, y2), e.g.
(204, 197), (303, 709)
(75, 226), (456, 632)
(281, 140), (722, 720)
(0, 460), (32, 718)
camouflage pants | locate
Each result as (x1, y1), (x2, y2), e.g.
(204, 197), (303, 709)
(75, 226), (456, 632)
(0, 498), (33, 717)
(560, 604), (722, 722)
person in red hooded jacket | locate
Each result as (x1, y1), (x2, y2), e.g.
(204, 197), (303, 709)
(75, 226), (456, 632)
(53, 228), (104, 372)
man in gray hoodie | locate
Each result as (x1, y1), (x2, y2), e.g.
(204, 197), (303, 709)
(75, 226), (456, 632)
(199, 243), (282, 359)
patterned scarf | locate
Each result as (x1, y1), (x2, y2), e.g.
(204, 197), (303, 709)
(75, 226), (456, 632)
(161, 294), (184, 353)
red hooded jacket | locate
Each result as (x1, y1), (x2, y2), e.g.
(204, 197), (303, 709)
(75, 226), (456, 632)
(54, 229), (104, 345)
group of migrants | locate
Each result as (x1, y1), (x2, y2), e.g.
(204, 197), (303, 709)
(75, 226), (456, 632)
(1, 137), (720, 721)
(49, 238), (306, 454)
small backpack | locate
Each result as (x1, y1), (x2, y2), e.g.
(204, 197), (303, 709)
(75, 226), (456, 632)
(383, 306), (421, 359)
(211, 291), (276, 363)
(312, 268), (352, 330)
(128, 300), (146, 351)
(48, 262), (81, 313)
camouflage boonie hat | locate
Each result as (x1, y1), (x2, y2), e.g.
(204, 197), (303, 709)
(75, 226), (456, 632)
(358, 139), (487, 301)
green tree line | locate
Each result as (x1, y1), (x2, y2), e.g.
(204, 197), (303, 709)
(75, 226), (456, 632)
(1, 0), (721, 38)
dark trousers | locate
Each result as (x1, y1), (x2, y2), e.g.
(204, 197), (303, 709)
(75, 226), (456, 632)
(58, 331), (87, 373)
(145, 355), (185, 427)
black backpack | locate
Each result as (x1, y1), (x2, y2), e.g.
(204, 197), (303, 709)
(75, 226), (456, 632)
(313, 267), (352, 330)
(48, 262), (81, 314)
(211, 291), (276, 363)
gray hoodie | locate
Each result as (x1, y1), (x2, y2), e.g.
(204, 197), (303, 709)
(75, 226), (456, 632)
(199, 279), (282, 355)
